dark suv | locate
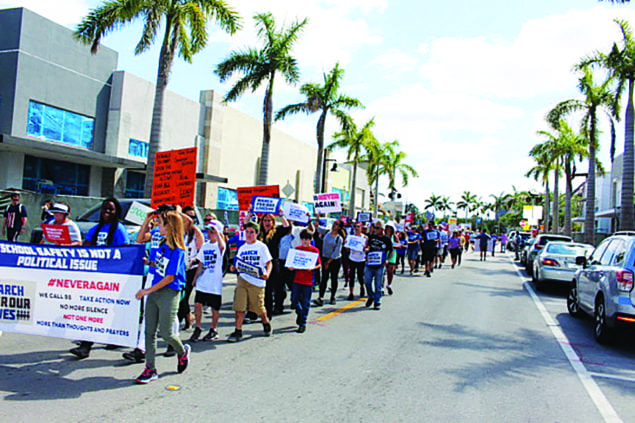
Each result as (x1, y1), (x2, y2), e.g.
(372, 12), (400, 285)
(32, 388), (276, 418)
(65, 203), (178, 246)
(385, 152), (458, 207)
(524, 234), (572, 276)
(567, 232), (635, 344)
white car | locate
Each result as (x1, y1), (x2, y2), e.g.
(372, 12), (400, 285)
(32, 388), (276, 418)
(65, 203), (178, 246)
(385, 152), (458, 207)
(532, 242), (594, 290)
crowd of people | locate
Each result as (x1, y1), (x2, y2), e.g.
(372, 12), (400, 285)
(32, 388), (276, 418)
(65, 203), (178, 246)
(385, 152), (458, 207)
(2, 193), (510, 385)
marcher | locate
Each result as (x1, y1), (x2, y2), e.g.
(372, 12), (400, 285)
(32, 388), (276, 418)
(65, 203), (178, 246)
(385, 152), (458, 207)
(344, 221), (367, 300)
(44, 203), (82, 245)
(288, 229), (321, 333)
(177, 206), (204, 331)
(385, 223), (398, 295)
(257, 212), (291, 317)
(135, 210), (190, 384)
(421, 222), (439, 277)
(406, 227), (421, 275)
(315, 220), (343, 306)
(448, 230), (462, 269)
(189, 219), (226, 342)
(364, 221), (393, 310)
(2, 192), (28, 242)
(501, 232), (508, 253)
(477, 229), (491, 261)
(395, 231), (406, 274)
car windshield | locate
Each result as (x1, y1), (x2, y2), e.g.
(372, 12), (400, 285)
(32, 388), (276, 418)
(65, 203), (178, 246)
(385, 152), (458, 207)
(77, 201), (141, 223)
(537, 236), (571, 246)
(546, 243), (592, 256)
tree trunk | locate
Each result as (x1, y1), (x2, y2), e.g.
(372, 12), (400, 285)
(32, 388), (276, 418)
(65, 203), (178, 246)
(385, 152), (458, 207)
(585, 112), (598, 245)
(373, 172), (379, 218)
(553, 167), (559, 234)
(544, 178), (550, 232)
(315, 109), (327, 193)
(259, 74), (275, 186)
(350, 162), (357, 217)
(564, 161), (572, 237)
(620, 78), (634, 231)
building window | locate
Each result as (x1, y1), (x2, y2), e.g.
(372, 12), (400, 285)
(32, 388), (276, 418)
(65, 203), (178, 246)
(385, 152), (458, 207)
(128, 138), (149, 158)
(23, 155), (89, 196)
(125, 171), (145, 199)
(217, 187), (238, 210)
(26, 101), (94, 149)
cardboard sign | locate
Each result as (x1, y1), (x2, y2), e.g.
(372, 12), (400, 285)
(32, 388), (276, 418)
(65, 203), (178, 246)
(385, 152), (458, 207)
(405, 213), (413, 223)
(235, 258), (261, 279)
(151, 147), (197, 208)
(237, 185), (280, 211)
(251, 196), (282, 214)
(125, 201), (155, 226)
(449, 217), (458, 232)
(396, 223), (405, 232)
(41, 224), (71, 245)
(0, 242), (145, 348)
(357, 212), (372, 223)
(285, 248), (319, 270)
(283, 202), (310, 224)
(344, 235), (366, 252)
(366, 251), (385, 266)
(313, 192), (341, 214)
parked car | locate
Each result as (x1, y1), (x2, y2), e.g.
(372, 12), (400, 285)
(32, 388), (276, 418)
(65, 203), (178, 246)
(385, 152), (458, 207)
(524, 234), (572, 276)
(520, 238), (536, 266)
(567, 232), (635, 344)
(531, 242), (594, 290)
(509, 231), (531, 254)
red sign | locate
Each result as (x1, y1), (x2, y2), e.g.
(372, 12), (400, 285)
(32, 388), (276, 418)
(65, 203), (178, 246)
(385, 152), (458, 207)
(151, 147), (197, 208)
(405, 213), (413, 223)
(237, 185), (280, 211)
(41, 224), (71, 245)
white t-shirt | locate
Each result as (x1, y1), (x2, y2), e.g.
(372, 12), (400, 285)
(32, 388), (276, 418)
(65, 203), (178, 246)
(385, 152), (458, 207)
(235, 240), (272, 287)
(62, 220), (82, 243)
(195, 241), (225, 294)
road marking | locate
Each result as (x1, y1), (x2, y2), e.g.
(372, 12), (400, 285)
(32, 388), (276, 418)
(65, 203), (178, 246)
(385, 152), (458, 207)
(315, 298), (366, 322)
(588, 372), (635, 383)
(507, 256), (623, 423)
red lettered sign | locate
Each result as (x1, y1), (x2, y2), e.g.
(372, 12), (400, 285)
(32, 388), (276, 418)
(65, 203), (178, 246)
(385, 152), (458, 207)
(151, 147), (197, 208)
(236, 185), (280, 211)
(41, 224), (71, 245)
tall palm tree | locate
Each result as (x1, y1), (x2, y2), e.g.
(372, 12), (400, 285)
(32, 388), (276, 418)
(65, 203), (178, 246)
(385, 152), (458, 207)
(526, 148), (552, 231)
(275, 63), (363, 193)
(438, 196), (454, 219)
(361, 137), (384, 217)
(490, 192), (510, 233)
(548, 64), (618, 245)
(534, 130), (564, 234)
(383, 144), (418, 191)
(424, 194), (442, 218)
(215, 12), (308, 186)
(75, 0), (241, 198)
(457, 190), (477, 220)
(326, 119), (377, 215)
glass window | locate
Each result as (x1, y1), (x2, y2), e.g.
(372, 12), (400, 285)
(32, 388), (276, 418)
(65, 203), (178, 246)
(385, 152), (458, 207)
(128, 138), (149, 158)
(26, 101), (94, 149)
(217, 187), (238, 211)
(599, 240), (618, 266)
(22, 155), (89, 196)
(125, 171), (145, 199)
(608, 239), (626, 266)
(589, 239), (610, 266)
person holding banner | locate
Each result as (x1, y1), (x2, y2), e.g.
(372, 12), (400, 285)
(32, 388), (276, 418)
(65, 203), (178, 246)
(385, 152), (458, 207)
(46, 202), (82, 246)
(288, 229), (321, 333)
(257, 212), (291, 318)
(344, 221), (367, 301)
(314, 220), (343, 306)
(364, 221), (393, 310)
(228, 221), (273, 342)
(70, 198), (130, 359)
(134, 210), (190, 384)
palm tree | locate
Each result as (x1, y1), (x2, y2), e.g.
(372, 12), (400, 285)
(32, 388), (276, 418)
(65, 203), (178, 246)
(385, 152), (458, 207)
(534, 129), (564, 234)
(548, 64), (618, 245)
(438, 196), (454, 219)
(75, 0), (241, 198)
(275, 63), (363, 193)
(383, 144), (418, 191)
(215, 12), (308, 186)
(526, 148), (552, 232)
(457, 191), (477, 220)
(490, 192), (510, 233)
(326, 119), (377, 215)
(424, 194), (442, 219)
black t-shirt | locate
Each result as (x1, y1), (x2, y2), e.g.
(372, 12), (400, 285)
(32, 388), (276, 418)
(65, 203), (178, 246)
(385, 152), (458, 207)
(421, 229), (439, 249)
(4, 203), (28, 231)
(367, 234), (393, 267)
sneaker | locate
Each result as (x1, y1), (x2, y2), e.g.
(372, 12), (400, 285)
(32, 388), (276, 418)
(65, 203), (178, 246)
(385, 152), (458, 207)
(164, 345), (176, 357)
(202, 328), (219, 341)
(296, 325), (306, 333)
(104, 344), (121, 350)
(329, 297), (336, 305)
(360, 288), (366, 297)
(387, 285), (393, 295)
(425, 271), (431, 278)
(263, 323), (272, 337)
(227, 329), (243, 343)
(123, 348), (145, 363)
(177, 344), (190, 374)
(313, 298), (324, 307)
(374, 303), (381, 310)
(70, 344), (91, 359)
(135, 367), (158, 384)
(347, 293), (354, 301)
(189, 327), (202, 343)
(365, 297), (373, 308)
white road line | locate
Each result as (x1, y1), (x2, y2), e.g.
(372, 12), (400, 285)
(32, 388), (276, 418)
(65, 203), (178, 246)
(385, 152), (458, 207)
(507, 256), (623, 423)
(589, 372), (635, 383)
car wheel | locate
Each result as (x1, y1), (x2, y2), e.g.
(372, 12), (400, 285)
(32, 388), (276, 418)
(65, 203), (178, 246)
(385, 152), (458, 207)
(567, 283), (582, 318)
(594, 298), (614, 344)
(526, 261), (533, 277)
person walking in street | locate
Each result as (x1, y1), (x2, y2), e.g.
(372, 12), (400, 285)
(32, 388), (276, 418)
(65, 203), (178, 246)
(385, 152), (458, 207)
(315, 220), (343, 306)
(406, 227), (421, 275)
(477, 229), (491, 261)
(364, 221), (393, 310)
(44, 202), (82, 246)
(288, 229), (321, 333)
(448, 230), (462, 269)
(3, 192), (27, 242)
(257, 212), (291, 317)
(178, 206), (205, 331)
(344, 221), (367, 300)
(421, 222), (439, 278)
(385, 223), (398, 295)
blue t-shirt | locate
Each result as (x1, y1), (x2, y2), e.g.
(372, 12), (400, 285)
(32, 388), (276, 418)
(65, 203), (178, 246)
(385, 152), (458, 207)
(407, 232), (421, 251)
(151, 242), (186, 291)
(148, 228), (164, 275)
(85, 222), (129, 246)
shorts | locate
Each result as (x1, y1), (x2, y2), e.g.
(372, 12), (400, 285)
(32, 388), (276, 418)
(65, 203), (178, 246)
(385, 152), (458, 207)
(233, 275), (266, 315)
(436, 246), (446, 256)
(421, 247), (436, 263)
(450, 247), (462, 260)
(407, 248), (419, 261)
(194, 291), (221, 310)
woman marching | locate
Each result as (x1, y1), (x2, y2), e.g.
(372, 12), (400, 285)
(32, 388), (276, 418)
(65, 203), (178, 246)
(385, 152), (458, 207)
(314, 220), (343, 306)
(177, 206), (205, 330)
(257, 212), (291, 318)
(134, 210), (190, 384)
(344, 221), (367, 300)
(384, 223), (398, 295)
(70, 198), (129, 359)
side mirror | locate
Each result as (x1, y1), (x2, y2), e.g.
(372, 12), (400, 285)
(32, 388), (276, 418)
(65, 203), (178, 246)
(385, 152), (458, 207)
(575, 256), (587, 268)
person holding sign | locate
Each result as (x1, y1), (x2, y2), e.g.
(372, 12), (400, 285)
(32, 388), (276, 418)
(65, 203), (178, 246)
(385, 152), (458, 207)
(288, 229), (321, 333)
(421, 222), (440, 278)
(228, 221), (273, 342)
(344, 221), (367, 301)
(256, 212), (291, 318)
(314, 220), (343, 306)
(45, 202), (82, 246)
(134, 211), (190, 384)
(364, 221), (393, 310)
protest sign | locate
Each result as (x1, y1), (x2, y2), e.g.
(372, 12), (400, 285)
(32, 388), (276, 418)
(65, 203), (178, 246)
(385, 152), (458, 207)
(405, 213), (413, 223)
(151, 147), (197, 208)
(235, 258), (261, 279)
(0, 241), (145, 348)
(366, 251), (385, 266)
(474, 240), (494, 252)
(251, 196), (282, 214)
(449, 217), (458, 231)
(237, 185), (280, 211)
(282, 202), (310, 224)
(285, 248), (319, 270)
(396, 223), (405, 232)
(41, 224), (71, 245)
(344, 234), (366, 252)
(313, 192), (341, 214)
(125, 201), (154, 226)
(357, 212), (371, 223)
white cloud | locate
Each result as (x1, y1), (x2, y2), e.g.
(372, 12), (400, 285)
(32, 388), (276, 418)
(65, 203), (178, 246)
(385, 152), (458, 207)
(368, 47), (417, 75)
(0, 0), (91, 26)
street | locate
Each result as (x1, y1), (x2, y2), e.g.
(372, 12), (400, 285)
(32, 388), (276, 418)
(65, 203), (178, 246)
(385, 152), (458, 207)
(1, 251), (634, 422)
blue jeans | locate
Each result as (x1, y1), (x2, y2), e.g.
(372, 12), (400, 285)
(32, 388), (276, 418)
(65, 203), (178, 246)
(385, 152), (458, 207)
(291, 283), (313, 326)
(364, 266), (384, 306)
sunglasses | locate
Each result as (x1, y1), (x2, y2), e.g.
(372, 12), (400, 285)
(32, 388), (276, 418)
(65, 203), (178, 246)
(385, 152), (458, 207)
(204, 219), (213, 222)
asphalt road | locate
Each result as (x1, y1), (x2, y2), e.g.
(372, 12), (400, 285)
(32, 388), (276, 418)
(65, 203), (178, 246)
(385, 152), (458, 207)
(1, 251), (634, 422)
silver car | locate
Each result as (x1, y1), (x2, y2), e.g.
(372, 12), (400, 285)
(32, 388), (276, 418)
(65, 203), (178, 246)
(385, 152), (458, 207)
(532, 242), (594, 290)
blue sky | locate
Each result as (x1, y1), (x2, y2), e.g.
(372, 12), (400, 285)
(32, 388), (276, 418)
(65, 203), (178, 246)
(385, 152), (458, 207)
(3, 0), (635, 209)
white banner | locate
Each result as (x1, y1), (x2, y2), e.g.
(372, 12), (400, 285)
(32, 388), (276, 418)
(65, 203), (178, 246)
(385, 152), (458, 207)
(344, 235), (366, 252)
(283, 202), (310, 224)
(285, 248), (319, 270)
(313, 192), (341, 214)
(251, 196), (282, 214)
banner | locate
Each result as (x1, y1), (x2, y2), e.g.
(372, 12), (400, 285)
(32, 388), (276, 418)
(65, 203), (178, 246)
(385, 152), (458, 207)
(366, 251), (385, 266)
(151, 147), (197, 208)
(284, 248), (319, 270)
(237, 185), (280, 211)
(251, 196), (282, 215)
(344, 234), (366, 252)
(125, 201), (154, 226)
(283, 202), (310, 224)
(41, 224), (71, 245)
(449, 217), (458, 232)
(313, 192), (341, 214)
(0, 242), (145, 348)
(357, 212), (371, 223)
(235, 258), (261, 279)
(405, 213), (413, 223)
